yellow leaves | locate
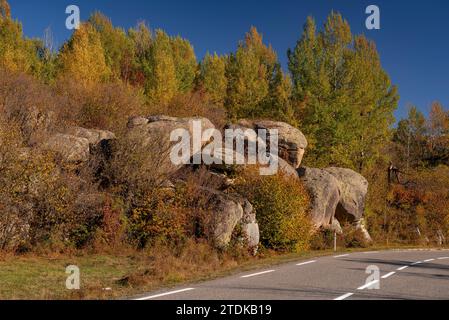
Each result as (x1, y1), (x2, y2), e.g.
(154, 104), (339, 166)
(200, 53), (227, 105)
(58, 23), (111, 89)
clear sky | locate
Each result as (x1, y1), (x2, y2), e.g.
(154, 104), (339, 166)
(7, 0), (449, 121)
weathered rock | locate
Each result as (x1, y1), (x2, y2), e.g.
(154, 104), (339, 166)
(324, 167), (369, 222)
(238, 198), (259, 249)
(278, 158), (300, 180)
(203, 188), (244, 249)
(126, 115), (216, 176)
(233, 120), (308, 168)
(23, 106), (57, 145)
(324, 167), (372, 242)
(65, 127), (116, 145)
(298, 167), (341, 230)
(42, 134), (90, 163)
(127, 116), (149, 129)
(190, 187), (259, 250)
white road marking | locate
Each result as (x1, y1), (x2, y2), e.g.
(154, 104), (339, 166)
(334, 254), (350, 258)
(358, 280), (379, 290)
(397, 266), (409, 271)
(296, 260), (317, 266)
(411, 261), (422, 266)
(363, 251), (379, 254)
(135, 288), (195, 300)
(424, 259), (435, 262)
(382, 272), (396, 279)
(438, 257), (449, 260)
(334, 293), (354, 300)
(241, 270), (275, 278)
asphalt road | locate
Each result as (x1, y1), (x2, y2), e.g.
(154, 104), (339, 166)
(133, 249), (449, 300)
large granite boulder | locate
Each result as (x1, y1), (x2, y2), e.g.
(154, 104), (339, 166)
(41, 127), (116, 164)
(231, 120), (308, 169)
(65, 127), (116, 145)
(298, 167), (341, 231)
(324, 167), (372, 242)
(42, 134), (90, 163)
(126, 115), (215, 176)
(324, 168), (369, 222)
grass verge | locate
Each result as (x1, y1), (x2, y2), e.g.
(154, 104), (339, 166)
(0, 242), (446, 300)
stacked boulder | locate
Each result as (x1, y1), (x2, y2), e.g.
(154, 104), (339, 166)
(39, 115), (373, 250)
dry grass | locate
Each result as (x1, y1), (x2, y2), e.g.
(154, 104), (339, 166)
(1, 240), (440, 300)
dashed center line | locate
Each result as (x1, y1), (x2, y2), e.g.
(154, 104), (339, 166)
(382, 272), (396, 279)
(411, 261), (422, 266)
(296, 260), (317, 266)
(358, 280), (379, 290)
(241, 270), (275, 278)
(424, 259), (435, 262)
(334, 293), (354, 300)
(397, 265), (409, 271)
(135, 288), (195, 300)
(334, 254), (350, 258)
(438, 257), (449, 260)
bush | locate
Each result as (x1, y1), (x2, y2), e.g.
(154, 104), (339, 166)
(0, 119), (104, 251)
(54, 78), (146, 134)
(233, 167), (312, 252)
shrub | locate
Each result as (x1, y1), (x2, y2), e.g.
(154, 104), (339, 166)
(233, 167), (312, 252)
(0, 119), (104, 251)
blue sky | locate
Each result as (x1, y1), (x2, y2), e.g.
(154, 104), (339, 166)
(7, 0), (449, 121)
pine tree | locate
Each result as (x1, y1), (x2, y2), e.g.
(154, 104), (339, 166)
(199, 52), (228, 105)
(57, 23), (111, 88)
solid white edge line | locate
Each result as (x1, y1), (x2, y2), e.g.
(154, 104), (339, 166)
(358, 280), (379, 290)
(135, 288), (195, 300)
(382, 272), (396, 279)
(334, 293), (354, 300)
(296, 260), (317, 266)
(334, 254), (350, 258)
(397, 266), (409, 271)
(241, 270), (276, 278)
(424, 259), (435, 262)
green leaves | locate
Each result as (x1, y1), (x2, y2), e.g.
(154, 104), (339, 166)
(288, 12), (399, 171)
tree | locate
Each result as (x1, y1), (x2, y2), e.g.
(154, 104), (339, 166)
(88, 12), (133, 80)
(127, 21), (152, 86)
(0, 0), (42, 75)
(170, 36), (197, 93)
(145, 29), (178, 105)
(288, 12), (398, 170)
(427, 102), (449, 165)
(226, 27), (290, 121)
(0, 0), (10, 18)
(394, 106), (427, 168)
(199, 52), (228, 105)
(57, 23), (111, 88)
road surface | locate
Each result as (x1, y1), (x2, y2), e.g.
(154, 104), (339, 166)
(133, 249), (449, 300)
